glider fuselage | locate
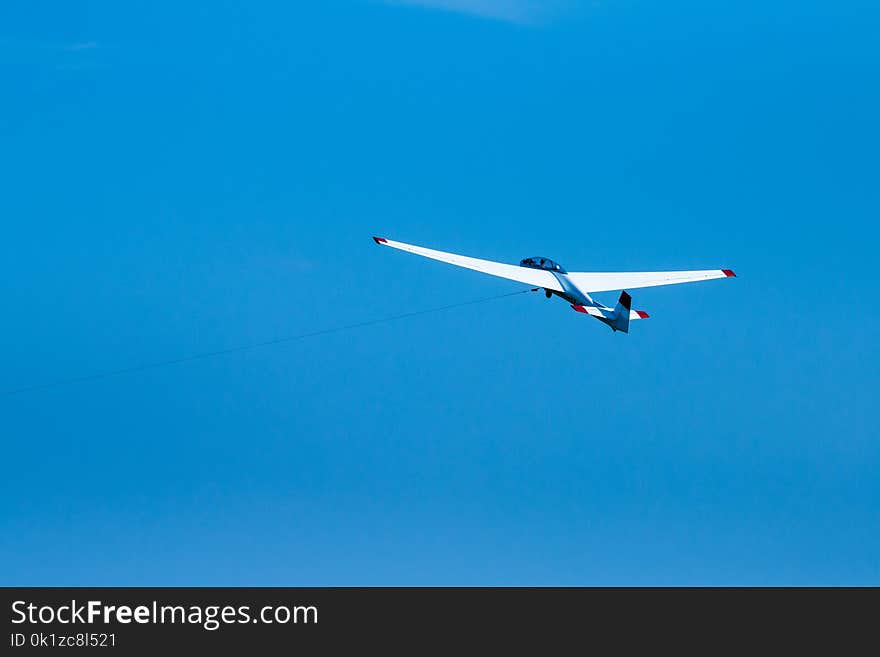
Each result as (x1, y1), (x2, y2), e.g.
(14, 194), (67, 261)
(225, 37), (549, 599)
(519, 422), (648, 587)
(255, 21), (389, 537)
(519, 257), (594, 307)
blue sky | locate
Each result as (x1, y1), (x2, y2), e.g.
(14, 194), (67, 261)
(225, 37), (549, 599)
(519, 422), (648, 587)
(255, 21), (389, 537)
(1, 0), (878, 585)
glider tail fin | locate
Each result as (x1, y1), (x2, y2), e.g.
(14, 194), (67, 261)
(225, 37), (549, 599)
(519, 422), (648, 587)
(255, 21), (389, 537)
(609, 291), (632, 333)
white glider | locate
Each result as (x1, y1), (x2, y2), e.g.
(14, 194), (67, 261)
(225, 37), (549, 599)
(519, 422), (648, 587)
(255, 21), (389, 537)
(373, 236), (735, 333)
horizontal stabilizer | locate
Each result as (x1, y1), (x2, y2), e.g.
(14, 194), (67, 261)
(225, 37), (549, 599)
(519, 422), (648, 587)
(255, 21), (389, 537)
(571, 290), (648, 333)
(571, 306), (649, 321)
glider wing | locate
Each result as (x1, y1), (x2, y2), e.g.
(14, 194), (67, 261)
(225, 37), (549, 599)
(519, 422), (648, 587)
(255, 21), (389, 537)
(566, 269), (735, 294)
(373, 237), (565, 291)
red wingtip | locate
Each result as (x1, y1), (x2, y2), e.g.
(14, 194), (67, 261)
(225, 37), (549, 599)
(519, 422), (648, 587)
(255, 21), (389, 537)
(636, 310), (650, 319)
(571, 305), (588, 314)
(373, 236), (388, 244)
(722, 269), (736, 277)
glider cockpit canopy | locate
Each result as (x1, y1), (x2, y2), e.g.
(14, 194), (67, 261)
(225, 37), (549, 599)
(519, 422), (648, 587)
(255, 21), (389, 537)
(519, 256), (567, 274)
